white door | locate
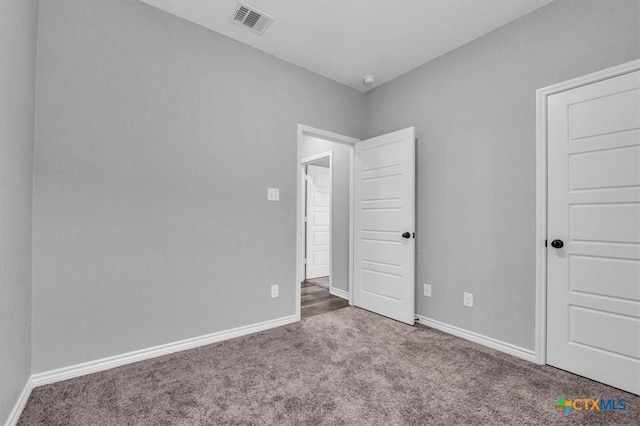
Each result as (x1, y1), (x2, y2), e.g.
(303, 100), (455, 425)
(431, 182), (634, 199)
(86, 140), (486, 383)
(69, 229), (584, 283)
(353, 127), (415, 325)
(305, 165), (330, 279)
(547, 70), (640, 395)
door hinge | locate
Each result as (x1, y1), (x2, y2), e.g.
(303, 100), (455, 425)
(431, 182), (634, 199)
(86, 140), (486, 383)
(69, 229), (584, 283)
(545, 239), (548, 247)
(303, 258), (307, 264)
(304, 216), (308, 222)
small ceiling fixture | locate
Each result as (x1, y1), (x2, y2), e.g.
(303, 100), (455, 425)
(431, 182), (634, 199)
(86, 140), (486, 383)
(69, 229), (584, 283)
(363, 75), (376, 86)
(229, 2), (274, 35)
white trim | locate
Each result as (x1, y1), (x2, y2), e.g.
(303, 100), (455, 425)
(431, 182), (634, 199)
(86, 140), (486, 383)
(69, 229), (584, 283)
(297, 125), (359, 146)
(534, 77), (549, 365)
(329, 287), (349, 300)
(534, 59), (640, 365)
(31, 314), (297, 387)
(300, 151), (333, 165)
(296, 124), (359, 321)
(348, 146), (354, 306)
(4, 377), (33, 426)
(416, 315), (536, 363)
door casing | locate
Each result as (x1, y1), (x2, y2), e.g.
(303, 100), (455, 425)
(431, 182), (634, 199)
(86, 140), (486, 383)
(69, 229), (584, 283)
(534, 59), (640, 364)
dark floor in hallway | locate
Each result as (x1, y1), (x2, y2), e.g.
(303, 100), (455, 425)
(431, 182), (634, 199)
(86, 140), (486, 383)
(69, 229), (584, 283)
(304, 275), (329, 289)
(301, 280), (349, 319)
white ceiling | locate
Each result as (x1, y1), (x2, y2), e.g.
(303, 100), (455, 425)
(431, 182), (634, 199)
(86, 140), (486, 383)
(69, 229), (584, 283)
(140, 0), (552, 92)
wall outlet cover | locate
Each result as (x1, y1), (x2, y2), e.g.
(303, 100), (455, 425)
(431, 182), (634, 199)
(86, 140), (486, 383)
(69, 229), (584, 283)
(423, 283), (432, 297)
(271, 284), (279, 298)
(463, 292), (473, 308)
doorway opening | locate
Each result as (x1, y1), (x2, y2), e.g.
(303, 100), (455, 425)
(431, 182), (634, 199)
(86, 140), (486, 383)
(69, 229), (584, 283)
(296, 125), (359, 320)
(296, 124), (417, 324)
(301, 153), (346, 318)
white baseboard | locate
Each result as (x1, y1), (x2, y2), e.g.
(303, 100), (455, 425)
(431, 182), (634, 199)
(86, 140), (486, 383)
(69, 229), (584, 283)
(329, 287), (349, 300)
(31, 314), (298, 388)
(416, 315), (536, 363)
(4, 377), (33, 426)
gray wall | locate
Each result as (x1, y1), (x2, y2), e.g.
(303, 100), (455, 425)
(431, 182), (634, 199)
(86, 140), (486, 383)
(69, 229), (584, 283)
(365, 0), (640, 350)
(31, 0), (364, 373)
(0, 0), (39, 422)
(23, 0), (640, 377)
(300, 136), (353, 293)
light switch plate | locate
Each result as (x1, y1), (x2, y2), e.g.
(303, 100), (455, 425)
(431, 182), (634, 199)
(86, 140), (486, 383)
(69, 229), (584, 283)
(267, 188), (280, 201)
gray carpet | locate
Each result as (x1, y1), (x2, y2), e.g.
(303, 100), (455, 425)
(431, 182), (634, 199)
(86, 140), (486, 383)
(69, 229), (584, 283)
(19, 307), (639, 425)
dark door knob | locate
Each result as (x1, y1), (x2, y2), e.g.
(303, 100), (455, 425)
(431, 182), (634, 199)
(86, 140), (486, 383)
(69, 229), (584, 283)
(551, 239), (564, 249)
(402, 232), (411, 239)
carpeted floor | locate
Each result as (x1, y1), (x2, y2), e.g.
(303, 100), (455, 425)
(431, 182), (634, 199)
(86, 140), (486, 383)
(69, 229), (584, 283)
(19, 307), (639, 425)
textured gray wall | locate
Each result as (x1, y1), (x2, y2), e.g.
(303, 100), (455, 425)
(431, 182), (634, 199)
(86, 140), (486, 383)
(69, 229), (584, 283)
(0, 0), (38, 422)
(300, 136), (354, 293)
(31, 0), (364, 373)
(365, 0), (640, 350)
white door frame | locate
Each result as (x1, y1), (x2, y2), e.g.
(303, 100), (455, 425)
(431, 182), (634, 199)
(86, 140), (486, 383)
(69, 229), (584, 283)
(534, 59), (640, 364)
(296, 124), (360, 321)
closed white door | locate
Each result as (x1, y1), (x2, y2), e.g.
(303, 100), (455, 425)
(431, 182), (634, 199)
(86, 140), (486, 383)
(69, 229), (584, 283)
(305, 165), (330, 279)
(353, 127), (415, 325)
(547, 70), (640, 395)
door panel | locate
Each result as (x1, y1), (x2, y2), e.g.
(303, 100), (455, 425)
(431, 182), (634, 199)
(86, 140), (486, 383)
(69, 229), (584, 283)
(354, 127), (415, 325)
(569, 256), (640, 301)
(361, 269), (402, 300)
(362, 240), (403, 266)
(547, 70), (640, 395)
(569, 145), (640, 190)
(314, 230), (329, 246)
(568, 306), (640, 359)
(569, 88), (639, 139)
(569, 204), (640, 243)
(305, 165), (330, 279)
(362, 209), (404, 231)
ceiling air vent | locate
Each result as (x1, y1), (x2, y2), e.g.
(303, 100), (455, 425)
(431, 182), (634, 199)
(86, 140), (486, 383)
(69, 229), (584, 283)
(230, 2), (274, 35)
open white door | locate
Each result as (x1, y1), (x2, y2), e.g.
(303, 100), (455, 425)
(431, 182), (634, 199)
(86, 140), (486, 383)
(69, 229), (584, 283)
(305, 164), (330, 279)
(547, 70), (640, 394)
(353, 127), (415, 325)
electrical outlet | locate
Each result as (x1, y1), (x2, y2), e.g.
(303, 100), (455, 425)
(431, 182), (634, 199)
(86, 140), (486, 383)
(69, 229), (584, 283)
(423, 284), (432, 297)
(271, 284), (279, 298)
(463, 292), (473, 308)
